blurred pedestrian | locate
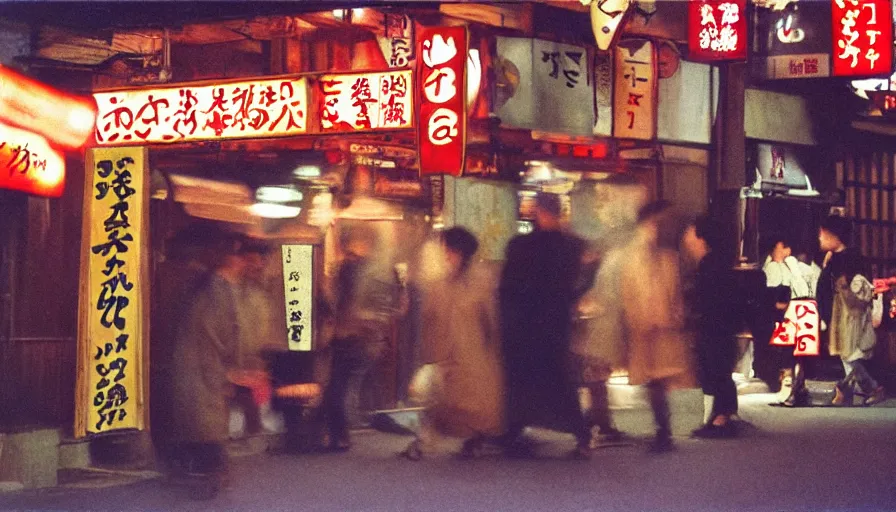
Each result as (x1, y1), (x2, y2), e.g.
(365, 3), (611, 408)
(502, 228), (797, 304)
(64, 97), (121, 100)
(570, 246), (627, 447)
(229, 238), (277, 436)
(817, 215), (885, 406)
(165, 231), (256, 496)
(401, 228), (504, 460)
(684, 215), (743, 438)
(499, 193), (596, 459)
(621, 201), (694, 453)
(322, 226), (407, 452)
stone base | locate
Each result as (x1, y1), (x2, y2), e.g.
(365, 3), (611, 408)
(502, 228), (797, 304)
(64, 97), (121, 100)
(0, 428), (60, 490)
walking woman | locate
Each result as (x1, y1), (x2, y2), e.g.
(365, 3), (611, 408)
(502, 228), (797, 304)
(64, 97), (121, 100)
(401, 228), (505, 459)
(620, 201), (694, 453)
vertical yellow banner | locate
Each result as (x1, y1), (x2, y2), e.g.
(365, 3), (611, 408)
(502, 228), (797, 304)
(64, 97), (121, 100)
(76, 147), (149, 437)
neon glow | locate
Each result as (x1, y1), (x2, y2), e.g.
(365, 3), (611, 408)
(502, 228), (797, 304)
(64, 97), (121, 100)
(93, 77), (308, 145)
(319, 70), (414, 132)
(0, 122), (65, 197)
(0, 65), (97, 150)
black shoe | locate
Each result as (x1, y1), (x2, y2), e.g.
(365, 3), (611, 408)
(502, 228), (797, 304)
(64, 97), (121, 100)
(782, 390), (810, 408)
(692, 423), (737, 439)
(647, 436), (675, 454)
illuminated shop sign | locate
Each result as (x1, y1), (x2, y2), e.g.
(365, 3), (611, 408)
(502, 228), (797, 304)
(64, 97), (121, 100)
(0, 65), (96, 150)
(756, 2), (832, 79)
(614, 39), (657, 140)
(688, 0), (748, 61)
(831, 0), (893, 77)
(93, 77), (309, 144)
(417, 26), (467, 177)
(0, 123), (66, 197)
(77, 147), (148, 436)
(319, 70), (414, 132)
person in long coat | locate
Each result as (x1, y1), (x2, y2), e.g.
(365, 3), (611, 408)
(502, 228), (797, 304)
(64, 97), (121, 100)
(401, 228), (505, 459)
(817, 215), (885, 406)
(166, 233), (253, 482)
(620, 201), (694, 453)
(569, 246), (628, 445)
(499, 193), (595, 459)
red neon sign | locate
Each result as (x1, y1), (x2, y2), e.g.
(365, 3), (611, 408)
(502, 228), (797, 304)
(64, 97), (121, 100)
(831, 0), (894, 77)
(0, 65), (97, 150)
(417, 26), (467, 177)
(687, 0), (748, 62)
(319, 70), (414, 132)
(0, 122), (65, 197)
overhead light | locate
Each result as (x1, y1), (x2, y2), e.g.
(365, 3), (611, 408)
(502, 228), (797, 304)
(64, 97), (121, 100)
(293, 165), (322, 178)
(250, 202), (301, 219)
(255, 185), (303, 203)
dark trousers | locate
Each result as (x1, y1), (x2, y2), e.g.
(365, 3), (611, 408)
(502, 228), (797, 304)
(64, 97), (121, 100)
(646, 380), (672, 439)
(322, 339), (375, 445)
(584, 381), (616, 434)
(232, 386), (261, 436)
(698, 335), (739, 419)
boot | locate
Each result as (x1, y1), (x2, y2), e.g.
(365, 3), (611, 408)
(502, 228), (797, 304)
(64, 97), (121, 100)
(783, 362), (810, 407)
(832, 382), (853, 406)
(863, 386), (886, 406)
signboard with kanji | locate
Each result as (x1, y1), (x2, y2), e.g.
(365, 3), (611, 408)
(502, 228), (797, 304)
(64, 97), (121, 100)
(378, 13), (415, 68)
(93, 77), (308, 144)
(281, 244), (313, 352)
(613, 39), (657, 140)
(76, 147), (149, 436)
(688, 0), (748, 61)
(495, 37), (595, 137)
(319, 70), (414, 132)
(831, 0), (894, 77)
(756, 2), (832, 79)
(770, 299), (820, 356)
(417, 26), (467, 177)
(0, 122), (65, 197)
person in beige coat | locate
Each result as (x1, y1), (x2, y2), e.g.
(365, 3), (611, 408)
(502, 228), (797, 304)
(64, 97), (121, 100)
(402, 228), (505, 459)
(620, 201), (694, 453)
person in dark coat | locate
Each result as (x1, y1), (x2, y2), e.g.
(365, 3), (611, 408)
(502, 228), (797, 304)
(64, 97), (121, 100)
(165, 231), (255, 492)
(684, 215), (744, 438)
(499, 193), (595, 459)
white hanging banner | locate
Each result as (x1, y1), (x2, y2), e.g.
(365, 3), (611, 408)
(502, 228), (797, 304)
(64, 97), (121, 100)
(613, 39), (657, 140)
(281, 245), (314, 352)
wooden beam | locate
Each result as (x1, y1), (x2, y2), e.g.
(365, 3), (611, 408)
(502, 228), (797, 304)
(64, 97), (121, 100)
(439, 3), (532, 32)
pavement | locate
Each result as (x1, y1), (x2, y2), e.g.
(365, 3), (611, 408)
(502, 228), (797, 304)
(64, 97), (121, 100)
(1, 394), (895, 512)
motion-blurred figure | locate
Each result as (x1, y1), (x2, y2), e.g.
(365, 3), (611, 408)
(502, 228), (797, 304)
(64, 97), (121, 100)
(164, 231), (257, 497)
(401, 228), (504, 460)
(570, 246), (627, 447)
(322, 226), (407, 451)
(621, 201), (694, 453)
(499, 193), (595, 459)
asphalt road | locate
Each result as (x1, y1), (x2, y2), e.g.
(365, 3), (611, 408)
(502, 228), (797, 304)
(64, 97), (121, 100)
(2, 394), (895, 512)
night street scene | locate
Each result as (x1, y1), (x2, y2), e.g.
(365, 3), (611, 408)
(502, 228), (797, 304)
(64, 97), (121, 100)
(1, 0), (896, 511)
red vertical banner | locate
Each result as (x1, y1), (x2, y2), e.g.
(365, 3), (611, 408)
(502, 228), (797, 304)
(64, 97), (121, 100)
(831, 0), (894, 77)
(687, 0), (748, 62)
(417, 26), (467, 177)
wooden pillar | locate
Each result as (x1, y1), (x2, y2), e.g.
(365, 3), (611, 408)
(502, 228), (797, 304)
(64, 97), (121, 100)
(711, 61), (747, 265)
(271, 36), (305, 74)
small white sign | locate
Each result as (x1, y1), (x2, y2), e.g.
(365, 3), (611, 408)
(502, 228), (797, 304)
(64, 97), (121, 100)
(281, 244), (314, 351)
